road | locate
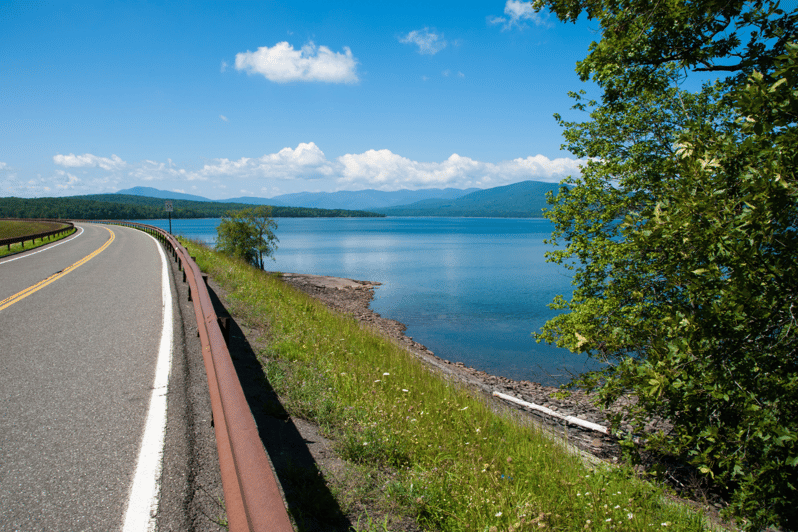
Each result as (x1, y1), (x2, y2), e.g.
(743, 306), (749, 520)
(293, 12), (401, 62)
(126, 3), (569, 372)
(0, 223), (172, 531)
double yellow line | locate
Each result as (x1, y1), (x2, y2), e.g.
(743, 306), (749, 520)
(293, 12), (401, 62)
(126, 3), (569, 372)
(0, 227), (115, 312)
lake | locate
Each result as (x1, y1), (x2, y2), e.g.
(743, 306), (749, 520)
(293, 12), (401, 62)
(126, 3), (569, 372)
(136, 217), (595, 385)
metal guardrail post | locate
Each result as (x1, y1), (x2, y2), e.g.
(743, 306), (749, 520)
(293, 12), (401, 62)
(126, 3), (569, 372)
(0, 220), (75, 250)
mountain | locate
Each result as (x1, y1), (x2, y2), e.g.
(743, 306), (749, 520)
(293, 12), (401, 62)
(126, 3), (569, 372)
(215, 196), (288, 206)
(376, 180), (564, 217)
(116, 186), (477, 210)
(115, 186), (213, 203)
(262, 188), (478, 210)
(110, 182), (563, 217)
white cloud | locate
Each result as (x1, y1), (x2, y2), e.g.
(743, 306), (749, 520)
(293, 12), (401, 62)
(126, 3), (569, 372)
(55, 169), (81, 189)
(38, 145), (582, 197)
(399, 28), (447, 55)
(53, 153), (126, 171)
(0, 162), (7, 170)
(489, 1), (547, 30)
(198, 142), (335, 180)
(128, 159), (200, 181)
(336, 150), (583, 189)
(235, 41), (359, 84)
(220, 114), (228, 122)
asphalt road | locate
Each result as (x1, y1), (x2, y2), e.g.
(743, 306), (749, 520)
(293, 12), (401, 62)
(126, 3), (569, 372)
(0, 223), (168, 531)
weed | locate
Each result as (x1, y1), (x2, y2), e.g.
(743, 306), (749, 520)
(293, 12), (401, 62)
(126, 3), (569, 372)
(184, 239), (714, 532)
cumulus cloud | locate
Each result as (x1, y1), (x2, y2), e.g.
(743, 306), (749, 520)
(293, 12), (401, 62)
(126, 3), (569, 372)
(220, 114), (228, 122)
(336, 150), (583, 189)
(53, 153), (126, 171)
(488, 0), (547, 30)
(198, 142), (334, 180)
(127, 159), (200, 181)
(235, 41), (358, 84)
(55, 169), (81, 189)
(38, 144), (582, 197)
(0, 162), (7, 170)
(399, 28), (447, 55)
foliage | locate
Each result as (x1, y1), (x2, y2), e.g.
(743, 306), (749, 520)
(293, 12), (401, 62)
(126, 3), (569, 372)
(184, 237), (710, 532)
(533, 0), (796, 528)
(0, 195), (385, 220)
(215, 206), (278, 269)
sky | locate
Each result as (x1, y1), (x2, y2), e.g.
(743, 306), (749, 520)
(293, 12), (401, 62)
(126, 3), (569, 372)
(1, 1), (601, 200)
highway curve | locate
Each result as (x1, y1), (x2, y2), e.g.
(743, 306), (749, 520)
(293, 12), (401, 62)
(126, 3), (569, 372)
(0, 223), (172, 531)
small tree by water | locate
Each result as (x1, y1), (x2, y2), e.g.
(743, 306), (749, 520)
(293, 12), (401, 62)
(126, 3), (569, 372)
(215, 206), (278, 269)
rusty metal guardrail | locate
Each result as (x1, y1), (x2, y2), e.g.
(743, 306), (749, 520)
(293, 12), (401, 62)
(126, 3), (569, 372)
(0, 219), (75, 250)
(83, 220), (293, 532)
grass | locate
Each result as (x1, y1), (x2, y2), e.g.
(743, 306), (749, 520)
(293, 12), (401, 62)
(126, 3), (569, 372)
(0, 221), (75, 258)
(183, 238), (714, 532)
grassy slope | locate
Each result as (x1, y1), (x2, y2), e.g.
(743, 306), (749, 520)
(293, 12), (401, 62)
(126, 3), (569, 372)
(0, 220), (59, 238)
(184, 239), (710, 532)
(0, 221), (75, 258)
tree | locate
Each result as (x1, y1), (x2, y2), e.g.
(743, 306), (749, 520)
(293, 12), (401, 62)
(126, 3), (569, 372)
(216, 206), (278, 269)
(532, 0), (796, 527)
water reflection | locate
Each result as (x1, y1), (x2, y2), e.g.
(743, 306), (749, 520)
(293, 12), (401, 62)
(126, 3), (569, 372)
(136, 217), (596, 385)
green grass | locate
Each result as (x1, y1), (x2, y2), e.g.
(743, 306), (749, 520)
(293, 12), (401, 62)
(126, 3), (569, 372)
(0, 221), (75, 258)
(183, 238), (714, 532)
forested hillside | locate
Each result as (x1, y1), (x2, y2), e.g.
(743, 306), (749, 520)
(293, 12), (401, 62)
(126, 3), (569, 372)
(0, 195), (384, 219)
(377, 180), (564, 217)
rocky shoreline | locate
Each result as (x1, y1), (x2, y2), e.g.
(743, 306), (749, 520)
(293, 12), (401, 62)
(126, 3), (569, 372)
(277, 272), (670, 461)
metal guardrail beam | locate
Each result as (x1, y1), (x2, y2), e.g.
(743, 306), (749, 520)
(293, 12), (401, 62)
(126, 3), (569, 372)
(80, 221), (294, 532)
(0, 219), (74, 249)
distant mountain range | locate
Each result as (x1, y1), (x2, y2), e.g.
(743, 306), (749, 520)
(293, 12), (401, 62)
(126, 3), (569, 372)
(116, 181), (564, 218)
(374, 181), (562, 217)
(116, 186), (479, 211)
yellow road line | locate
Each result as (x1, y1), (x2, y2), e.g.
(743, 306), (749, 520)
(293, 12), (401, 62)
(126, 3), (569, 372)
(0, 226), (115, 312)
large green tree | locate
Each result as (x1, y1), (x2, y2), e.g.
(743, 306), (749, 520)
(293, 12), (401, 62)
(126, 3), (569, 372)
(216, 206), (278, 269)
(533, 0), (796, 527)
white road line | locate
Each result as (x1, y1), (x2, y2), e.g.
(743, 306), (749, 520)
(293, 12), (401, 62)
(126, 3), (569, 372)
(0, 225), (84, 265)
(121, 231), (174, 532)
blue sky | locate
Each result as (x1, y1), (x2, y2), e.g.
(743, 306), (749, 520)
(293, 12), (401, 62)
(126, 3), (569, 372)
(1, 1), (599, 199)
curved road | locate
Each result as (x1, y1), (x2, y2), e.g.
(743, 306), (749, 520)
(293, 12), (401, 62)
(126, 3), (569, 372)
(0, 223), (171, 531)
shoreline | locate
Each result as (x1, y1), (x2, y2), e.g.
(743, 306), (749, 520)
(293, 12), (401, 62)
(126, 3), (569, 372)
(276, 272), (653, 460)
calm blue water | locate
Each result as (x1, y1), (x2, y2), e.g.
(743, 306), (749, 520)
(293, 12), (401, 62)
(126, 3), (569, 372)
(138, 217), (596, 385)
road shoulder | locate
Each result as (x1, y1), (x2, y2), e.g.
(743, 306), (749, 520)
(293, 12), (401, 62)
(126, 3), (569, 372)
(157, 242), (226, 531)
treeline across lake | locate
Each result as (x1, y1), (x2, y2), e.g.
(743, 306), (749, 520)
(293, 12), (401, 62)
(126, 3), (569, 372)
(0, 194), (385, 220)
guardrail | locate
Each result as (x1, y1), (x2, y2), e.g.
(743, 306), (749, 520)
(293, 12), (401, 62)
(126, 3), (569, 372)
(0, 219), (75, 250)
(85, 221), (294, 532)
